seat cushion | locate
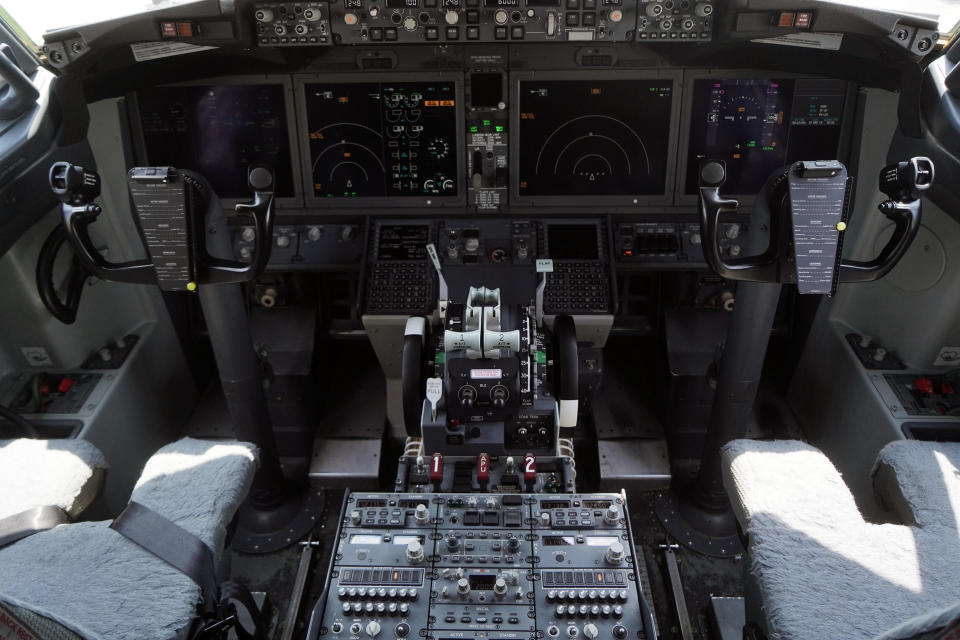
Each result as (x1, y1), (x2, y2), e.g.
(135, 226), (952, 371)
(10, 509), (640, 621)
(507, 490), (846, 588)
(0, 438), (107, 520)
(722, 439), (960, 640)
(873, 440), (960, 529)
(0, 437), (257, 640)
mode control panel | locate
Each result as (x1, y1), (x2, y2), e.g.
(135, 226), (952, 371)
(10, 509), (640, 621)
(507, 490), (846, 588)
(311, 492), (653, 640)
(636, 0), (713, 41)
(327, 0), (636, 43)
(254, 2), (333, 45)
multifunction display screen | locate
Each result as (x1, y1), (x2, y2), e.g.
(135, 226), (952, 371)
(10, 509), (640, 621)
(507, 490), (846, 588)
(517, 79), (675, 197)
(137, 84), (295, 198)
(685, 78), (846, 195)
(304, 82), (459, 199)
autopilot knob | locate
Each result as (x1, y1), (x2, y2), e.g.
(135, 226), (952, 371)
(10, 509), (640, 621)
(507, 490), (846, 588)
(445, 10), (459, 24)
(350, 510), (362, 525)
(457, 578), (471, 598)
(406, 539), (425, 564)
(604, 504), (621, 525)
(605, 540), (625, 565)
(365, 620), (381, 638)
(583, 623), (599, 640)
(494, 577), (508, 597)
(446, 535), (461, 551)
(507, 536), (521, 553)
(415, 503), (431, 525)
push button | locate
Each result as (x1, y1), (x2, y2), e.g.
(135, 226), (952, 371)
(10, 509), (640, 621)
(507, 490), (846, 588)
(494, 25), (508, 38)
(446, 26), (459, 38)
(385, 27), (398, 39)
(511, 25), (524, 38)
(565, 12), (578, 25)
(466, 25), (480, 38)
(425, 26), (439, 39)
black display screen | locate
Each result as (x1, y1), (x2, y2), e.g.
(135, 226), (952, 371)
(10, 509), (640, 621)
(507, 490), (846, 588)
(304, 82), (459, 198)
(517, 79), (674, 197)
(548, 224), (599, 259)
(137, 84), (294, 199)
(378, 225), (429, 260)
(685, 78), (846, 195)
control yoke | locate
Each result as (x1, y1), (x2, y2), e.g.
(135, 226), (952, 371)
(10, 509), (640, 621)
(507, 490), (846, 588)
(49, 163), (276, 290)
(698, 157), (933, 291)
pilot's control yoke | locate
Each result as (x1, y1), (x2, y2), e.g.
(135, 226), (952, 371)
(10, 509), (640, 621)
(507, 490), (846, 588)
(50, 163), (276, 290)
(47, 162), (319, 554)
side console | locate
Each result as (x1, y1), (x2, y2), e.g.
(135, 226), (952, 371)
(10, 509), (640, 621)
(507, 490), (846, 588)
(307, 492), (656, 640)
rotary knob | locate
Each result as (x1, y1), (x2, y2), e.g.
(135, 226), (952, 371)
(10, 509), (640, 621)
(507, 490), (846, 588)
(540, 512), (551, 526)
(276, 234), (290, 248)
(645, 2), (663, 17)
(406, 539), (424, 564)
(494, 9), (508, 23)
(415, 503), (430, 525)
(507, 536), (521, 553)
(395, 623), (410, 637)
(240, 226), (256, 242)
(304, 7), (322, 20)
(445, 10), (459, 24)
(403, 15), (418, 30)
(494, 577), (508, 597)
(604, 504), (621, 525)
(350, 509), (362, 525)
(605, 540), (625, 565)
(446, 535), (460, 551)
(399, 603), (410, 615)
(365, 620), (381, 638)
(694, 1), (713, 16)
(457, 578), (471, 598)
(583, 623), (599, 639)
(255, 8), (274, 21)
(306, 225), (323, 241)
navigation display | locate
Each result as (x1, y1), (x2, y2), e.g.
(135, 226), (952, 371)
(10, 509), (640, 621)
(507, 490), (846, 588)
(303, 81), (459, 199)
(516, 79), (674, 197)
(685, 78), (846, 195)
(137, 84), (295, 199)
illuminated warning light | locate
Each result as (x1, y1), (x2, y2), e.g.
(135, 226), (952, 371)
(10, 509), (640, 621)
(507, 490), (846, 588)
(425, 100), (439, 106)
(738, 106), (746, 112)
(310, 132), (325, 140)
(520, 112), (535, 120)
(470, 126), (479, 133)
(394, 571), (400, 580)
(777, 111), (783, 124)
(495, 125), (504, 132)
(622, 250), (633, 257)
(590, 88), (601, 95)
(343, 152), (352, 158)
(597, 573), (604, 582)
(337, 96), (349, 103)
(519, 180), (528, 188)
(747, 141), (756, 147)
(762, 146), (774, 151)
(482, 119), (491, 126)
(732, 153), (741, 159)
(440, 100), (455, 106)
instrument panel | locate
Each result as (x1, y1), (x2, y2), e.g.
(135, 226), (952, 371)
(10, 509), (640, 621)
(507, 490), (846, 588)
(130, 71), (852, 212)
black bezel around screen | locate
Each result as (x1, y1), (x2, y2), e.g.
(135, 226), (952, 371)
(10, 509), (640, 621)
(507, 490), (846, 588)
(128, 76), (303, 209)
(675, 71), (857, 205)
(294, 73), (466, 209)
(510, 70), (682, 208)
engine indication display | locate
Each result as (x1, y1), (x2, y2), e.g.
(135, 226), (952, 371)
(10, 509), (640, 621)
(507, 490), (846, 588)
(685, 78), (847, 195)
(137, 84), (295, 199)
(516, 79), (674, 198)
(304, 81), (459, 199)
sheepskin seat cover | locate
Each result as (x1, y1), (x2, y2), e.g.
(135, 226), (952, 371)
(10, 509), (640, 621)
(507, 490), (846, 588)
(0, 438), (107, 520)
(0, 438), (257, 640)
(721, 439), (960, 640)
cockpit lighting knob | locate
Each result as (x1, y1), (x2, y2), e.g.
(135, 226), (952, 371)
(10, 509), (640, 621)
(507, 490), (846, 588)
(406, 539), (425, 564)
(604, 504), (621, 525)
(365, 620), (381, 638)
(414, 503), (430, 525)
(494, 577), (508, 596)
(605, 540), (625, 565)
(457, 578), (471, 597)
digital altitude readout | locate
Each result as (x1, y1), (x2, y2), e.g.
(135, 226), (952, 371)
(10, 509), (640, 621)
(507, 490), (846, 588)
(304, 81), (459, 199)
(685, 78), (846, 195)
(517, 79), (674, 197)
